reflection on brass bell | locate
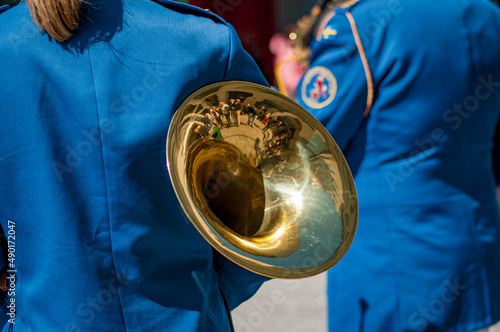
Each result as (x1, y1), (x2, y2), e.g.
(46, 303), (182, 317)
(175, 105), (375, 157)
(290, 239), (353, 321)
(167, 81), (358, 279)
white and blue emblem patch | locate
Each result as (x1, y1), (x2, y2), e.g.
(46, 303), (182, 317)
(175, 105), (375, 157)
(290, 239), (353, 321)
(301, 66), (338, 109)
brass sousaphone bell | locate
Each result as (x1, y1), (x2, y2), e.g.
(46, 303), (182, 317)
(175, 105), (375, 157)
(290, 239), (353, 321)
(167, 81), (357, 279)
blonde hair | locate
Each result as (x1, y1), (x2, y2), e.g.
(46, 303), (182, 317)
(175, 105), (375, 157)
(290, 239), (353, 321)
(26, 0), (84, 42)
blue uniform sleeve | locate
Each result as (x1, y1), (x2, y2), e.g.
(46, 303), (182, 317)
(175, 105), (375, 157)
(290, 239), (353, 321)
(212, 251), (268, 310)
(296, 11), (371, 153)
(213, 23), (270, 310)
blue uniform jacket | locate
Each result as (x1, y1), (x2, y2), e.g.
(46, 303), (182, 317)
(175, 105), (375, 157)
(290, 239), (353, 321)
(0, 0), (269, 331)
(297, 0), (500, 331)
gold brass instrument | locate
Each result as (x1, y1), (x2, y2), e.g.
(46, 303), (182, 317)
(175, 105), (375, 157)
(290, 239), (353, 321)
(167, 81), (357, 279)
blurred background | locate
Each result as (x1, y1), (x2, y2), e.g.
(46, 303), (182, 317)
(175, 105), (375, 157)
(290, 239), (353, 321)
(179, 0), (319, 84)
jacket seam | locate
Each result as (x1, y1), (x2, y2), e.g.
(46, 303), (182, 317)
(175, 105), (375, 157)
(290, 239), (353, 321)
(85, 24), (129, 332)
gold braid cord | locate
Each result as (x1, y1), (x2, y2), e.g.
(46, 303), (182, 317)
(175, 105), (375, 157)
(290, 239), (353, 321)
(345, 11), (374, 117)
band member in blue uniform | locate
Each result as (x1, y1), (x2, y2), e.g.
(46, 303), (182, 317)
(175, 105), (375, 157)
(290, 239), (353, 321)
(293, 0), (500, 331)
(0, 0), (269, 330)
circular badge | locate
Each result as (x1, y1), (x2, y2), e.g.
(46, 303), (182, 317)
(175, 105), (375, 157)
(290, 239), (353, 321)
(301, 66), (338, 109)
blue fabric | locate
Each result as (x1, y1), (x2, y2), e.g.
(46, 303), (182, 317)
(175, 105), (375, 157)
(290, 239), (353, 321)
(297, 0), (500, 331)
(0, 0), (269, 331)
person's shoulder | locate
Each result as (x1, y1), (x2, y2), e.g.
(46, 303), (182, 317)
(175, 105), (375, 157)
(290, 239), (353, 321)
(137, 0), (233, 49)
(152, 0), (228, 26)
(120, 0), (234, 65)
